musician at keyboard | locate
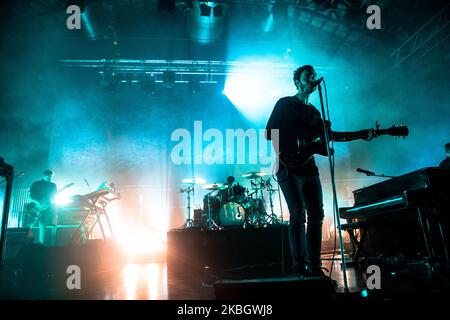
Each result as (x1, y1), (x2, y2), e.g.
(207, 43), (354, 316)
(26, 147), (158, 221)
(439, 143), (450, 168)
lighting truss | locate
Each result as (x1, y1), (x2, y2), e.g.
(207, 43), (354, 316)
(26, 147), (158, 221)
(391, 3), (450, 68)
(60, 59), (334, 78)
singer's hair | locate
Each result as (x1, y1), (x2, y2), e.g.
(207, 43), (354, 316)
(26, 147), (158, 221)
(445, 143), (450, 152)
(43, 169), (54, 176)
(293, 65), (314, 89)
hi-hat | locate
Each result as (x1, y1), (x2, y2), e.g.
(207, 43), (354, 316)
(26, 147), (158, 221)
(182, 178), (206, 184)
(203, 183), (229, 191)
(242, 171), (266, 179)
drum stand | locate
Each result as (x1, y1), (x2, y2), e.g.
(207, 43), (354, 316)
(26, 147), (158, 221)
(205, 191), (220, 230)
(181, 184), (195, 228)
(267, 187), (280, 224)
(265, 179), (280, 224)
(251, 177), (274, 226)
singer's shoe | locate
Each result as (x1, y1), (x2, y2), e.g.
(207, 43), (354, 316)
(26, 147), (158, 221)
(291, 265), (307, 279)
(304, 265), (328, 278)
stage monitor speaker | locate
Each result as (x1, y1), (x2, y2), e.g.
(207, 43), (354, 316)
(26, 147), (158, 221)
(2, 227), (34, 287)
(3, 228), (34, 261)
(55, 226), (78, 246)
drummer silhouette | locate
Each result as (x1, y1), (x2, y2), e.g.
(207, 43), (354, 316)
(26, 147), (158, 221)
(223, 176), (246, 203)
(226, 176), (236, 187)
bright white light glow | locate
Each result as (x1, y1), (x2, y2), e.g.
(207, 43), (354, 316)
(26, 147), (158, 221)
(54, 190), (73, 205)
(181, 177), (206, 184)
(111, 192), (169, 259)
(121, 263), (168, 300)
(223, 72), (292, 123)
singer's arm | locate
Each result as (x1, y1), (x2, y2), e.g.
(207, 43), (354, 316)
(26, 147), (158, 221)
(313, 119), (376, 142)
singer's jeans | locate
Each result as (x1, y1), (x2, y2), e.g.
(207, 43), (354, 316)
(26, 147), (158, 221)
(277, 171), (324, 272)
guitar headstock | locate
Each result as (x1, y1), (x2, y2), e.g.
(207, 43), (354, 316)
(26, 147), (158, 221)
(386, 124), (409, 138)
(64, 182), (75, 189)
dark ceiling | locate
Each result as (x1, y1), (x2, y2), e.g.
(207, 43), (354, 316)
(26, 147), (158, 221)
(1, 0), (448, 62)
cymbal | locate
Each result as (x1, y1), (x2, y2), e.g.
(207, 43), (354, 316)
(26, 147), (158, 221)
(182, 178), (206, 185)
(242, 171), (266, 179)
(203, 183), (229, 191)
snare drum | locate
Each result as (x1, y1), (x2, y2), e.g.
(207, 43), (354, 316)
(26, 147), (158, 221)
(219, 202), (246, 226)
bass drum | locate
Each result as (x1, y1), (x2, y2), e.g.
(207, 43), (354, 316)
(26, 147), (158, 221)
(219, 202), (246, 227)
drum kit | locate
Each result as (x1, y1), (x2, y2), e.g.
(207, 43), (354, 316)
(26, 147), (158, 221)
(180, 172), (280, 230)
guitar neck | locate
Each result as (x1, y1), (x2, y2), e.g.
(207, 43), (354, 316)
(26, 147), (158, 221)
(331, 129), (390, 142)
(331, 130), (369, 142)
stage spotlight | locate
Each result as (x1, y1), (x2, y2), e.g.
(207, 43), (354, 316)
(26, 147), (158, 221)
(176, 0), (194, 15)
(163, 71), (175, 88)
(188, 78), (200, 94)
(199, 3), (212, 17)
(213, 4), (223, 17)
(142, 74), (156, 94)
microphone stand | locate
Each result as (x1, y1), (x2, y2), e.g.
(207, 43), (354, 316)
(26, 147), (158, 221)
(0, 158), (14, 289)
(317, 83), (349, 293)
(180, 184), (195, 228)
(362, 172), (396, 179)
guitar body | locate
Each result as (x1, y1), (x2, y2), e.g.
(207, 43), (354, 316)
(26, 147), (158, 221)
(24, 202), (49, 226)
(24, 182), (74, 226)
(280, 141), (331, 168)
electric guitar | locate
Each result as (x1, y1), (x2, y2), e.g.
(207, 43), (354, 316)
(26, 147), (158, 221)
(24, 182), (75, 225)
(279, 124), (409, 168)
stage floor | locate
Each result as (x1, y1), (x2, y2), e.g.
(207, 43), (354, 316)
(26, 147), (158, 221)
(2, 227), (450, 300)
(3, 254), (450, 301)
(0, 257), (362, 300)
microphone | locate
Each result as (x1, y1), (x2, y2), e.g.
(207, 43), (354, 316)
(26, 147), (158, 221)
(17, 171), (25, 178)
(311, 77), (323, 87)
(357, 168), (375, 176)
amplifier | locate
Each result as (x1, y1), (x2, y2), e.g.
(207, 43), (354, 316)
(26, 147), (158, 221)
(57, 207), (89, 225)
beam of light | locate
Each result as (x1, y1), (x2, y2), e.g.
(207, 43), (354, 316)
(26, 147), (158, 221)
(181, 177), (206, 184)
(147, 263), (166, 300)
(110, 191), (169, 260)
(81, 7), (97, 40)
(262, 13), (274, 32)
(122, 264), (139, 300)
(223, 74), (287, 123)
(121, 263), (167, 300)
(222, 57), (313, 123)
